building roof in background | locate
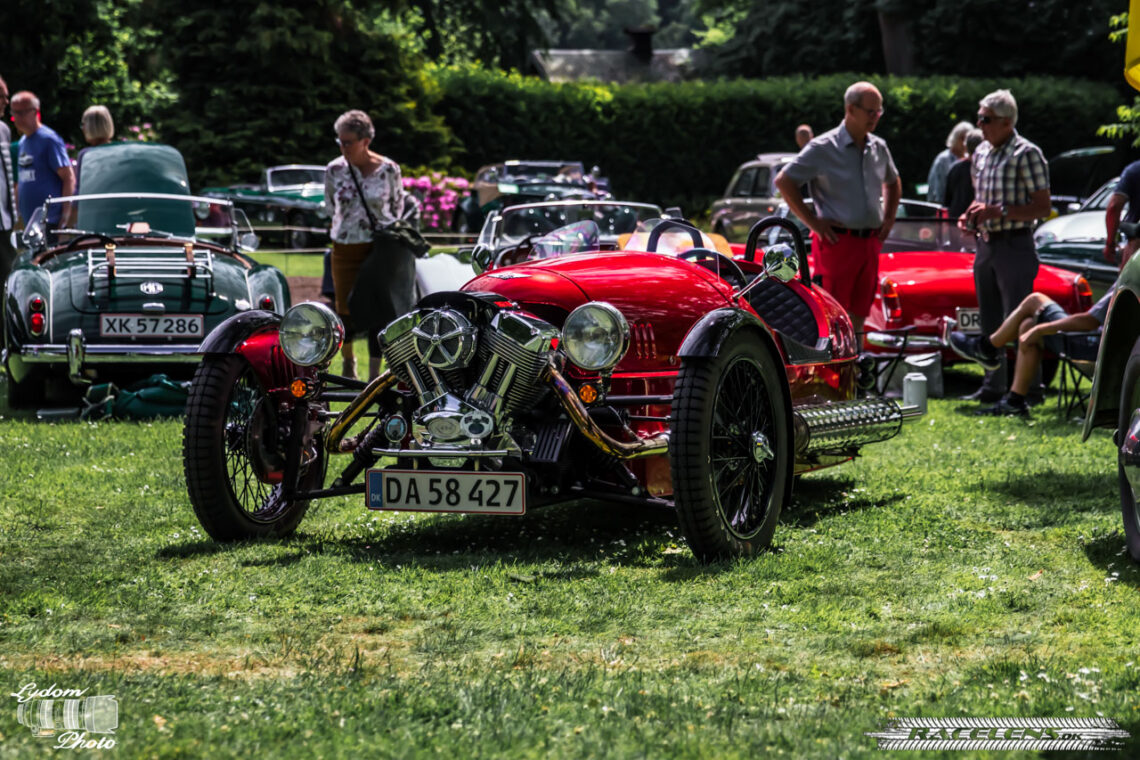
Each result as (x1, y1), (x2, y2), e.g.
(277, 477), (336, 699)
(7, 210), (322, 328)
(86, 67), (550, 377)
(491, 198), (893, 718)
(529, 48), (694, 84)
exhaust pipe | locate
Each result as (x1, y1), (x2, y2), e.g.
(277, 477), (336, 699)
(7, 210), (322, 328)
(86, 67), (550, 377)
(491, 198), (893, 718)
(793, 397), (921, 456)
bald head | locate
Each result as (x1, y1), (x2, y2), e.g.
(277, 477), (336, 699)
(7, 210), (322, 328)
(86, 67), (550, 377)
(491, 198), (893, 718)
(842, 81), (883, 143)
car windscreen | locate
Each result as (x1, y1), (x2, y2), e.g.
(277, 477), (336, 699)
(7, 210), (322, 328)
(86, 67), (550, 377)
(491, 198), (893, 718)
(485, 202), (663, 250)
(269, 168), (325, 188)
(880, 218), (977, 253)
(28, 194), (242, 249)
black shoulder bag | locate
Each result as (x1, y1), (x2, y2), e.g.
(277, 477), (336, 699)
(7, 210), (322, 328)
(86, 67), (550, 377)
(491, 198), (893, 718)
(345, 163), (428, 333)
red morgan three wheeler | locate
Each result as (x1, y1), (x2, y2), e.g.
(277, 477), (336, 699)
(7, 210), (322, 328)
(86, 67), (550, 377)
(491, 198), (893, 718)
(182, 201), (923, 561)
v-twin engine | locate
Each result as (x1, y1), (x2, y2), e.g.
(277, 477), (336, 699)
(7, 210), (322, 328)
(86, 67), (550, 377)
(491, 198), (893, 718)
(378, 307), (558, 447)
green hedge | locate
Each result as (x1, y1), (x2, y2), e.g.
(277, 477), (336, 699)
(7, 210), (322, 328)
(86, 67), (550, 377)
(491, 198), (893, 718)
(434, 66), (1125, 214)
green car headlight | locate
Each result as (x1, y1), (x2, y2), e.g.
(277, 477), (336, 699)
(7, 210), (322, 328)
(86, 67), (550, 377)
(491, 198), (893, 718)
(279, 302), (345, 367)
(561, 302), (630, 371)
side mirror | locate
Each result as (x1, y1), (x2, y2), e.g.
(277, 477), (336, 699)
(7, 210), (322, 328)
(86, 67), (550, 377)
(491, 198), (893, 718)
(1066, 202), (1081, 214)
(471, 245), (493, 274)
(762, 243), (799, 283)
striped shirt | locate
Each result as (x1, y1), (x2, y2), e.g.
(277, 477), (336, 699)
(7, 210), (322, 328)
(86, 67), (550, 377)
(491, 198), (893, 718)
(971, 130), (1049, 233)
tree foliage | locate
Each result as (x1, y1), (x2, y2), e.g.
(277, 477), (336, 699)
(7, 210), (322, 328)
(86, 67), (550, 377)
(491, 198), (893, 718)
(0, 0), (174, 147)
(145, 0), (451, 187)
(380, 0), (563, 71)
(693, 0), (1123, 82)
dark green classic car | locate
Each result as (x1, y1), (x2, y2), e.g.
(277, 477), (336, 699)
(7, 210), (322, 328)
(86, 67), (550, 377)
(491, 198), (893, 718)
(2, 142), (289, 406)
(1081, 236), (1140, 562)
(201, 165), (329, 249)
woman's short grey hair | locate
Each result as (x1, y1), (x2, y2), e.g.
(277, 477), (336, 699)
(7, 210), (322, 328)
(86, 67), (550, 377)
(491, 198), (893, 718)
(81, 105), (114, 141)
(946, 121), (973, 149)
(979, 89), (1018, 126)
(965, 128), (984, 154)
(334, 110), (374, 141)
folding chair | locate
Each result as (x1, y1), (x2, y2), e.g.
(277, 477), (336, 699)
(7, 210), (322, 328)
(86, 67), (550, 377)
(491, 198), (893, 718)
(1055, 330), (1100, 418)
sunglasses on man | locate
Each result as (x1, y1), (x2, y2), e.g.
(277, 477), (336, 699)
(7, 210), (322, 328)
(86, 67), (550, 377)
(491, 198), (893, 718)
(977, 115), (1004, 125)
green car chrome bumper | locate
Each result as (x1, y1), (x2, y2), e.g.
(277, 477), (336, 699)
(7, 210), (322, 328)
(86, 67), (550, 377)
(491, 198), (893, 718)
(7, 329), (201, 385)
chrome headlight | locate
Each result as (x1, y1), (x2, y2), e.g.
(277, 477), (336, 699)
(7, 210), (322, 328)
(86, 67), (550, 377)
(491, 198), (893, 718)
(561, 302), (630, 371)
(1034, 230), (1056, 246)
(279, 302), (344, 367)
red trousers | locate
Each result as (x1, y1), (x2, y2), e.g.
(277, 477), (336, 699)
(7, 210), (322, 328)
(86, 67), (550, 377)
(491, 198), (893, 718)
(810, 231), (881, 320)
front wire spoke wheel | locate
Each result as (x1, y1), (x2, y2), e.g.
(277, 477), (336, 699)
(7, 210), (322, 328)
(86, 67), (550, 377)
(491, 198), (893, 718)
(671, 332), (791, 562)
(183, 354), (325, 541)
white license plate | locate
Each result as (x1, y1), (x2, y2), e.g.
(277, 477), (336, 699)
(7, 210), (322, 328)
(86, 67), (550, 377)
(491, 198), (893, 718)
(955, 307), (981, 333)
(100, 314), (204, 338)
(366, 469), (526, 515)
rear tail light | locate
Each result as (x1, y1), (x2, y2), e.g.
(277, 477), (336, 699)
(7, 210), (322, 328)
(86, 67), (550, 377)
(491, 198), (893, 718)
(880, 278), (902, 321)
(1074, 276), (1093, 311)
(28, 296), (46, 337)
(259, 295), (276, 311)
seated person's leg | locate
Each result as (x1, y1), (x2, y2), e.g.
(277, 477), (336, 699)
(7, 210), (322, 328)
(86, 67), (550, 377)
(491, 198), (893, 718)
(991, 293), (1053, 348)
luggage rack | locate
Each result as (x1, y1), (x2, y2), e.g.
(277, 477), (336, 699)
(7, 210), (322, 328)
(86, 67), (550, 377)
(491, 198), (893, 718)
(86, 245), (216, 297)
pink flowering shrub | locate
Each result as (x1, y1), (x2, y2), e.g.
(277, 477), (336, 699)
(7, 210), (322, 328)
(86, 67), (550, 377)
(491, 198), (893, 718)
(402, 172), (471, 231)
(120, 122), (159, 143)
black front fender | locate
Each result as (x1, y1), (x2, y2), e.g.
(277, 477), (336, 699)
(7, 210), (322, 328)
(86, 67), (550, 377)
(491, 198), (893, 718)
(198, 310), (281, 355)
(678, 307), (782, 361)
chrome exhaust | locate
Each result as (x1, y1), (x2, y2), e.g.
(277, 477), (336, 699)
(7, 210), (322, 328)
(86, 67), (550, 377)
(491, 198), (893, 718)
(793, 397), (921, 456)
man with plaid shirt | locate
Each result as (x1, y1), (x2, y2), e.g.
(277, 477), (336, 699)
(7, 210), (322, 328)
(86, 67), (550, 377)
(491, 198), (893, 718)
(957, 89), (1052, 403)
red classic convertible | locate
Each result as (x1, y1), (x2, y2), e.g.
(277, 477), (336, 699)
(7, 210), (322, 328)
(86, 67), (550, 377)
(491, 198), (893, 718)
(863, 219), (1093, 369)
(762, 211), (1094, 374)
(181, 201), (922, 562)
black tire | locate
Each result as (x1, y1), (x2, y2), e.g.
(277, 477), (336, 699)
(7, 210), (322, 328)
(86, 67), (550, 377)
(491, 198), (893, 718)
(182, 355), (324, 541)
(670, 331), (792, 561)
(286, 211), (310, 250)
(1117, 338), (1140, 562)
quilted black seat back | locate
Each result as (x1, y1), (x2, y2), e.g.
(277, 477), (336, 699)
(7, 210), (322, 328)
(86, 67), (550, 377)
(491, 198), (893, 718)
(745, 278), (821, 346)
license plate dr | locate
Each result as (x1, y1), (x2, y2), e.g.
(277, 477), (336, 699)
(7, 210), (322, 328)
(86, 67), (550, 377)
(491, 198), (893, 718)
(367, 469), (525, 515)
(955, 307), (981, 333)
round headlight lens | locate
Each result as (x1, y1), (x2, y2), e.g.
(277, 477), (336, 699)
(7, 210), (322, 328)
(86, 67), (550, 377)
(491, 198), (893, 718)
(561, 302), (630, 371)
(279, 302), (345, 367)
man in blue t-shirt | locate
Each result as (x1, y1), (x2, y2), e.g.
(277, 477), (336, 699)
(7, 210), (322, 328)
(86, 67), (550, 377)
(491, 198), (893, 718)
(1105, 160), (1140, 268)
(11, 90), (74, 225)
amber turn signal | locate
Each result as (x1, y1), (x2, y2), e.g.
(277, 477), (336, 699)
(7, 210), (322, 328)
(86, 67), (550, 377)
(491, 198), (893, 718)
(578, 383), (599, 404)
(290, 378), (311, 398)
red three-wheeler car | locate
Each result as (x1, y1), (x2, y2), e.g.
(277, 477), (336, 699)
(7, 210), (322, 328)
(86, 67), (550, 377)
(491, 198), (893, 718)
(182, 201), (921, 561)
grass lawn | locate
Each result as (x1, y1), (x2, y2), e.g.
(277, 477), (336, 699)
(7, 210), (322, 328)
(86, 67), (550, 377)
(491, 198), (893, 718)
(0, 366), (1137, 758)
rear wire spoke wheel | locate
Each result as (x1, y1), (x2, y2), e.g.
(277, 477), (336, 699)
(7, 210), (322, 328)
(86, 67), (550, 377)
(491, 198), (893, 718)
(183, 355), (323, 540)
(671, 333), (791, 561)
(1118, 338), (1140, 562)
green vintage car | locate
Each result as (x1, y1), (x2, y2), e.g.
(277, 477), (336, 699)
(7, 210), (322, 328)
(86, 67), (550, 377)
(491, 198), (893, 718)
(2, 142), (290, 406)
(202, 164), (329, 249)
(1082, 238), (1140, 561)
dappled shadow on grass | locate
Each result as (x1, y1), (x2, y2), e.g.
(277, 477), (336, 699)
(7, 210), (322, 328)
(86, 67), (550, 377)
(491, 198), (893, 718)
(982, 471), (1116, 514)
(153, 499), (701, 572)
(782, 472), (904, 528)
(1079, 531), (1140, 584)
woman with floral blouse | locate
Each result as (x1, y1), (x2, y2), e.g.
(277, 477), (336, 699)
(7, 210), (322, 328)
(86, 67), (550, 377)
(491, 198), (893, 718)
(324, 109), (404, 379)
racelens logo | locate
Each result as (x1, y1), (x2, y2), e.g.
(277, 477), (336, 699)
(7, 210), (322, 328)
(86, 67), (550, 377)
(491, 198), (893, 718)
(866, 717), (1129, 751)
(11, 682), (119, 750)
